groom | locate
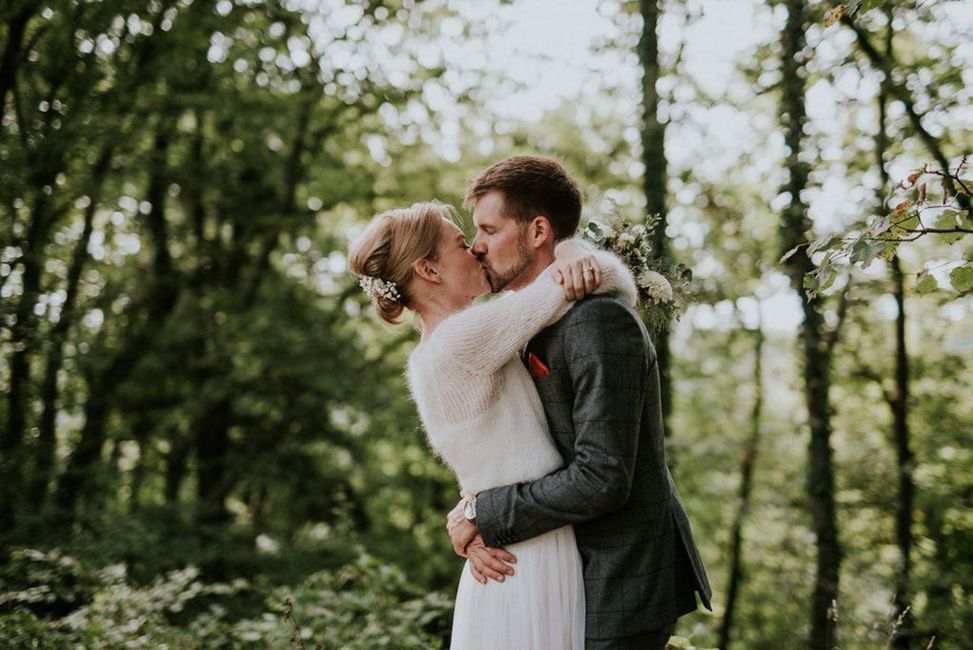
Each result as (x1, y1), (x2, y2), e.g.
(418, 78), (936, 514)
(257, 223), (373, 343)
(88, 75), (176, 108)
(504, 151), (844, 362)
(446, 155), (712, 649)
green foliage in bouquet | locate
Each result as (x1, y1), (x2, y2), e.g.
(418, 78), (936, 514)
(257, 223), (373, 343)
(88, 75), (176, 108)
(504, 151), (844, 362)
(581, 209), (693, 338)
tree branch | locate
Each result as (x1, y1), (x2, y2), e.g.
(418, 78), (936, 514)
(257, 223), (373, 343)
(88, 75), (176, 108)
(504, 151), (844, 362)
(841, 14), (971, 211)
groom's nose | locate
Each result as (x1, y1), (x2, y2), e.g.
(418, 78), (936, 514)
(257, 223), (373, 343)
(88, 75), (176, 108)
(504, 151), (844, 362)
(471, 235), (487, 257)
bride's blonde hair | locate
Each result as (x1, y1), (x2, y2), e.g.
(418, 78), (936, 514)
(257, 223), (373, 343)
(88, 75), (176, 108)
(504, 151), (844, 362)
(348, 201), (453, 324)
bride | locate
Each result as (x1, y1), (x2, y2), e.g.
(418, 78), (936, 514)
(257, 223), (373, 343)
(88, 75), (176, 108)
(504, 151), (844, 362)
(348, 200), (637, 649)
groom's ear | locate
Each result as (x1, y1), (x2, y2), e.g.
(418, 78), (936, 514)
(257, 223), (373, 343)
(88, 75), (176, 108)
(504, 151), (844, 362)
(527, 216), (554, 249)
(413, 258), (442, 284)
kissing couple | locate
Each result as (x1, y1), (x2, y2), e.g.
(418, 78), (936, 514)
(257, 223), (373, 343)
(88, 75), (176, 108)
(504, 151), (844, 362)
(349, 156), (712, 649)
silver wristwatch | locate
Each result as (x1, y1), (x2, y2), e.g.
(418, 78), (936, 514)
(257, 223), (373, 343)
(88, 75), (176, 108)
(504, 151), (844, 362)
(463, 496), (477, 521)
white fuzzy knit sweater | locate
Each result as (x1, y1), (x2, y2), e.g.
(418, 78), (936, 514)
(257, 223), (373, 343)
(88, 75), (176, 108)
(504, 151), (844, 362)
(406, 249), (638, 493)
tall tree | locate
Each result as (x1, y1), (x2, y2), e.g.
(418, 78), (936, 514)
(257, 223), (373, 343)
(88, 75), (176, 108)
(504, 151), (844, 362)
(873, 13), (914, 648)
(719, 317), (764, 650)
(778, 1), (842, 646)
(27, 147), (113, 512)
(53, 120), (180, 525)
(638, 0), (674, 437)
(0, 2), (145, 533)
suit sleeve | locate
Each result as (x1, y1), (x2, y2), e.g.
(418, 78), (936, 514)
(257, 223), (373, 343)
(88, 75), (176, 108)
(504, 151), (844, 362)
(475, 298), (650, 547)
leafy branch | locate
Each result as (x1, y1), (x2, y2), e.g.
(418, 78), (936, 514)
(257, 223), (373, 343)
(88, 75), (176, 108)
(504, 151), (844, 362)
(781, 159), (972, 297)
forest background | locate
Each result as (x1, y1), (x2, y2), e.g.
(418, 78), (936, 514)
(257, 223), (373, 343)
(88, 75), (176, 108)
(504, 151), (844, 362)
(1, 0), (971, 648)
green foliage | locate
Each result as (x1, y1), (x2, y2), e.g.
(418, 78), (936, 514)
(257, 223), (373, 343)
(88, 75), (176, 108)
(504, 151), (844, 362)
(801, 161), (972, 298)
(0, 548), (102, 618)
(269, 554), (453, 648)
(0, 548), (452, 648)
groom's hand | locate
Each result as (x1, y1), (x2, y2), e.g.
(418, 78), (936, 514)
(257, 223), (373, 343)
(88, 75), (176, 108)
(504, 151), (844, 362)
(466, 535), (517, 585)
(447, 499), (479, 556)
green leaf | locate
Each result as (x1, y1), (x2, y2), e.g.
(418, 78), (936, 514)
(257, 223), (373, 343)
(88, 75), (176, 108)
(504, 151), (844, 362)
(780, 245), (801, 264)
(865, 215), (892, 237)
(949, 265), (973, 292)
(877, 240), (899, 261)
(849, 239), (870, 265)
(932, 210), (966, 244)
(915, 272), (938, 294)
(584, 221), (605, 243)
(666, 636), (694, 649)
(818, 265), (838, 292)
(893, 212), (920, 234)
(936, 210), (960, 228)
(961, 209), (973, 229)
(808, 232), (839, 256)
(804, 271), (820, 292)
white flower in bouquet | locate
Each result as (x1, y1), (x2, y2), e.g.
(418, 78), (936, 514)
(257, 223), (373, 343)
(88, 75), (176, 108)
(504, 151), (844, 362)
(617, 231), (636, 248)
(637, 270), (674, 304)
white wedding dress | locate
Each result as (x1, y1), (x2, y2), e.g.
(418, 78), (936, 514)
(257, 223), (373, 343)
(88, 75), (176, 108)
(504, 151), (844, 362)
(406, 250), (637, 649)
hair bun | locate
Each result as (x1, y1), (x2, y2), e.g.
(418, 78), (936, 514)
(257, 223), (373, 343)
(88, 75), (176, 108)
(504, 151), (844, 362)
(347, 201), (453, 326)
(376, 296), (405, 323)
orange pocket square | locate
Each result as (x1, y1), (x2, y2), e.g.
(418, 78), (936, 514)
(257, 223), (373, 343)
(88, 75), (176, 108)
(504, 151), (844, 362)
(527, 352), (550, 378)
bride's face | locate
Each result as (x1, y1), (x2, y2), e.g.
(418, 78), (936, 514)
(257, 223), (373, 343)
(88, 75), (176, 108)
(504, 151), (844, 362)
(435, 219), (491, 301)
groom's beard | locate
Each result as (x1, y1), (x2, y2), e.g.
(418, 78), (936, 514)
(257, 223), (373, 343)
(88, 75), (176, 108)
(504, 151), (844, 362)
(484, 234), (531, 292)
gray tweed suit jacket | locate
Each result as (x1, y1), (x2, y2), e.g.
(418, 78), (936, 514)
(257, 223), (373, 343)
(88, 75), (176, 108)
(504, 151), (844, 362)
(476, 293), (712, 641)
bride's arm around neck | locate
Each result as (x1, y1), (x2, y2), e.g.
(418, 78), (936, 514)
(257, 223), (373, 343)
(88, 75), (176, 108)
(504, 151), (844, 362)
(421, 247), (637, 377)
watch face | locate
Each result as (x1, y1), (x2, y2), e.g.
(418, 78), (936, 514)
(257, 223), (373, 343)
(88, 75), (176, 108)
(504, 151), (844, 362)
(464, 499), (475, 520)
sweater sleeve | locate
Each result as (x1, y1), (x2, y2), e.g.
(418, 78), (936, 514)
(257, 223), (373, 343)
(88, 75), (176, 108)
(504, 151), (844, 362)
(429, 247), (637, 377)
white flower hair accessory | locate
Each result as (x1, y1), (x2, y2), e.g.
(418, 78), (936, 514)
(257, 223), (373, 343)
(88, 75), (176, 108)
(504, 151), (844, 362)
(358, 275), (401, 302)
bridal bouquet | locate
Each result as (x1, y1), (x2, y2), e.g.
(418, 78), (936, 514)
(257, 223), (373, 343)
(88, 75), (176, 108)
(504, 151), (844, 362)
(581, 208), (693, 337)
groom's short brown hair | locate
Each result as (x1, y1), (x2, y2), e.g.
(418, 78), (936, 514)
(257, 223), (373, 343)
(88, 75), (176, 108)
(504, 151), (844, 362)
(464, 155), (583, 241)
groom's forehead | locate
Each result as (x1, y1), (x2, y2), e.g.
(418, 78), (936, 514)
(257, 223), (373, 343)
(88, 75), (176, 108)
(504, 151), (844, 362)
(473, 195), (515, 227)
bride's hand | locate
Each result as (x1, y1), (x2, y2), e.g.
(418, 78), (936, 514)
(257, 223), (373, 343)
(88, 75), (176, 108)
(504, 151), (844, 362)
(466, 535), (517, 585)
(553, 240), (601, 301)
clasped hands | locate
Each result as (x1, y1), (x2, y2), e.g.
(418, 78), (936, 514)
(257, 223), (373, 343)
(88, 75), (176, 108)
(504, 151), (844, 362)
(446, 492), (517, 585)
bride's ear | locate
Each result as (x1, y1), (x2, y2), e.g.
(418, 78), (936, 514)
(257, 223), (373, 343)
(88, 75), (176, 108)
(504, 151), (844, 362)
(527, 216), (554, 249)
(413, 258), (442, 284)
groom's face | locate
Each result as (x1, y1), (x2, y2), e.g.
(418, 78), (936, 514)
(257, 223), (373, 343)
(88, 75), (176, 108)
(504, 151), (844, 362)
(470, 191), (531, 292)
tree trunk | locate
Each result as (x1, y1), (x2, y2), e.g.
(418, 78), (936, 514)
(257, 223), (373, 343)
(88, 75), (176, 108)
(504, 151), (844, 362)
(719, 323), (764, 649)
(888, 254), (914, 649)
(28, 147), (113, 512)
(194, 397), (233, 527)
(0, 189), (55, 533)
(127, 419), (150, 515)
(192, 85), (315, 531)
(53, 124), (179, 525)
(0, 4), (38, 120)
(778, 1), (841, 647)
(874, 20), (915, 641)
(164, 432), (191, 505)
(638, 0), (673, 439)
